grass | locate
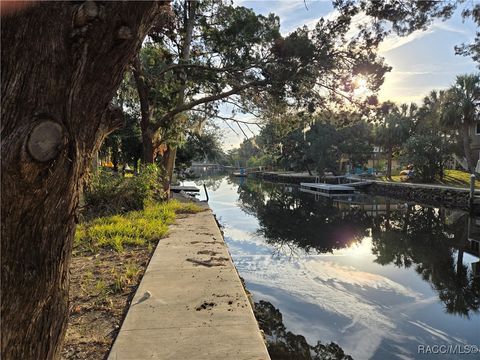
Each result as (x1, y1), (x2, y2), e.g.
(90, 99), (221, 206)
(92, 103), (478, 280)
(74, 200), (203, 253)
(110, 263), (142, 294)
(380, 169), (480, 188)
(64, 199), (204, 359)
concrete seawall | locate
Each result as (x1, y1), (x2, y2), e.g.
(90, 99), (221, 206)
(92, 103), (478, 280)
(254, 171), (316, 184)
(108, 208), (270, 360)
(365, 181), (478, 212)
(252, 171), (480, 213)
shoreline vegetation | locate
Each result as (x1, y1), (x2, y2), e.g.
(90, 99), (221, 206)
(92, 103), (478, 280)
(62, 199), (203, 359)
(380, 169), (480, 189)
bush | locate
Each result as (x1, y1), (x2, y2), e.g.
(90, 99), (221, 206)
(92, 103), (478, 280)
(84, 164), (165, 218)
(400, 133), (451, 182)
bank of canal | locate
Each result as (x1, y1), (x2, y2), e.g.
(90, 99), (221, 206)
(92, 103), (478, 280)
(185, 176), (480, 360)
(109, 205), (270, 360)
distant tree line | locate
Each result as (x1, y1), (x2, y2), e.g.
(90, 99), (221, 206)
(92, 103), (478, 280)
(230, 74), (479, 183)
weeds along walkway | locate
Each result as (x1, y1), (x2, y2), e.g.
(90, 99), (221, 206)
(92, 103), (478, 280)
(108, 207), (270, 360)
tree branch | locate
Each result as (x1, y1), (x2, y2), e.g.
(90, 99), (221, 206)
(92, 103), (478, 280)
(153, 80), (267, 131)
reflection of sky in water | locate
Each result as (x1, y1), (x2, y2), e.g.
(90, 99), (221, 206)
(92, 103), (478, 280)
(184, 177), (480, 360)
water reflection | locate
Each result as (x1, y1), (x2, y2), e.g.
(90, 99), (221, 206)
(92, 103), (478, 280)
(238, 181), (370, 254)
(237, 179), (480, 318)
(255, 300), (353, 360)
(371, 207), (479, 317)
(186, 176), (480, 359)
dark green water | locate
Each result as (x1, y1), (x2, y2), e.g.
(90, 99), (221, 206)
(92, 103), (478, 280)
(185, 176), (480, 360)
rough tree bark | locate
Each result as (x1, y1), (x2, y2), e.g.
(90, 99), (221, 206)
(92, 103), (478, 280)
(132, 56), (161, 164)
(162, 146), (177, 196)
(1, 2), (169, 359)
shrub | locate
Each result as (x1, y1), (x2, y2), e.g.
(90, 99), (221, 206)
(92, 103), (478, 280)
(83, 165), (165, 218)
(400, 132), (451, 182)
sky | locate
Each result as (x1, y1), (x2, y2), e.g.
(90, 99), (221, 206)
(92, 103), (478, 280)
(217, 0), (479, 150)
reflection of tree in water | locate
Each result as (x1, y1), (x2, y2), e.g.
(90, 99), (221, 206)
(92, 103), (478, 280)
(254, 300), (353, 360)
(237, 180), (479, 317)
(371, 205), (480, 317)
(237, 181), (372, 254)
(192, 174), (224, 191)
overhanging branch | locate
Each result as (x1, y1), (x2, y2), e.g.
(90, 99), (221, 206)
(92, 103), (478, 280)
(153, 80), (267, 132)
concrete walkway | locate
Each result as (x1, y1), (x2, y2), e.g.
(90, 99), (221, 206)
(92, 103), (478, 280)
(108, 209), (270, 360)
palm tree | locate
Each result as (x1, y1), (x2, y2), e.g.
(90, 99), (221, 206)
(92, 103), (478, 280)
(375, 102), (413, 179)
(417, 90), (446, 130)
(441, 74), (480, 173)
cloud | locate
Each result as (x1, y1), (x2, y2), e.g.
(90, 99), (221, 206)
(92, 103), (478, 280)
(274, 1), (309, 18)
(379, 28), (435, 54)
(232, 250), (417, 359)
(432, 21), (470, 36)
(226, 234), (471, 358)
(379, 17), (472, 54)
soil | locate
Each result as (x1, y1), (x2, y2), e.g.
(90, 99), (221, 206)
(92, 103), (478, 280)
(60, 246), (153, 359)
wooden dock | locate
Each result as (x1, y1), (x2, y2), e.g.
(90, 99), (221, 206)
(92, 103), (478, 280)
(300, 183), (355, 197)
(171, 185), (200, 193)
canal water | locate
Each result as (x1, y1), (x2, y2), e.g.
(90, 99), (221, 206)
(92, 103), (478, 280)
(185, 176), (480, 360)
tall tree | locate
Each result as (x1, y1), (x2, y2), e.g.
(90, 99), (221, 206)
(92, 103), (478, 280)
(132, 0), (390, 191)
(441, 74), (480, 173)
(338, 121), (373, 170)
(401, 131), (451, 182)
(375, 103), (413, 179)
(1, 2), (169, 359)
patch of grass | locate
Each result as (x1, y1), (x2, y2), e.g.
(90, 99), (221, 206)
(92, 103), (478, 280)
(74, 200), (203, 254)
(124, 263), (141, 279)
(439, 169), (480, 188)
(95, 280), (108, 296)
(166, 200), (206, 214)
(380, 175), (403, 182)
(109, 263), (142, 294)
(380, 169), (480, 188)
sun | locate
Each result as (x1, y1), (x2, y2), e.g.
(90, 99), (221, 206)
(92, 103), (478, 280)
(352, 75), (371, 97)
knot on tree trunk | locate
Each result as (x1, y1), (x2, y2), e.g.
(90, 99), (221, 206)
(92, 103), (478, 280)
(73, 1), (99, 28)
(27, 120), (65, 162)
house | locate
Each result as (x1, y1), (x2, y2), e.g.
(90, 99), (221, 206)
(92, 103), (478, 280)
(339, 146), (401, 174)
(471, 121), (480, 170)
(453, 122), (480, 172)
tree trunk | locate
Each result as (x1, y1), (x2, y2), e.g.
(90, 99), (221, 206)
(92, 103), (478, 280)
(1, 2), (168, 359)
(386, 147), (393, 180)
(162, 146), (177, 197)
(142, 130), (159, 164)
(461, 123), (475, 173)
(91, 151), (99, 174)
(132, 55), (155, 165)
